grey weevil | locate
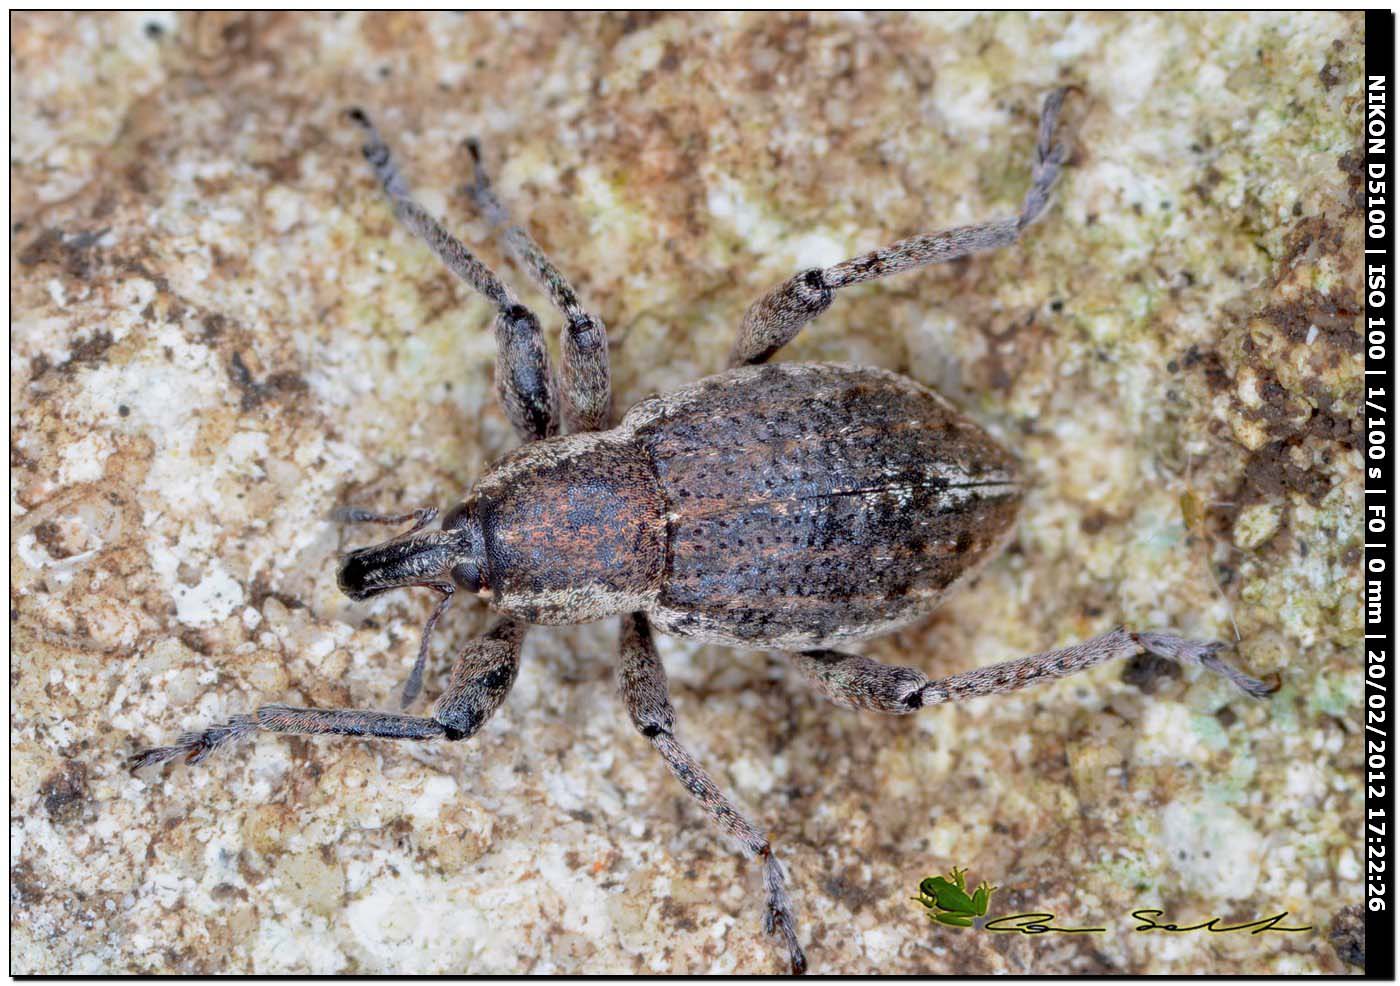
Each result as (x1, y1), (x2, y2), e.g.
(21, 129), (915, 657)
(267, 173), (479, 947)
(128, 88), (1276, 974)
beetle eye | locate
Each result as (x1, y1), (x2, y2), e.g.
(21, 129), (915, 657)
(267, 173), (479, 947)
(451, 561), (483, 593)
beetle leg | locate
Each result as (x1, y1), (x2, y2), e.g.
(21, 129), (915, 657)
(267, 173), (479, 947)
(330, 504), (439, 534)
(399, 585), (455, 710)
(789, 628), (1277, 714)
(431, 617), (525, 740)
(463, 138), (612, 434)
(790, 649), (932, 714)
(729, 86), (1075, 367)
(125, 707), (447, 771)
(618, 613), (807, 975)
(127, 618), (526, 772)
(348, 109), (558, 441)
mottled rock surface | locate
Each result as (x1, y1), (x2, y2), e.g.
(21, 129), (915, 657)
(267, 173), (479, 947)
(12, 11), (1363, 974)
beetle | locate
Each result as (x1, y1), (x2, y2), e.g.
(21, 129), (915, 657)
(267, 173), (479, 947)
(128, 87), (1274, 974)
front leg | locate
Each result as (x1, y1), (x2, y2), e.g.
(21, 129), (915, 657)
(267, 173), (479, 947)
(618, 613), (807, 974)
(790, 628), (1277, 715)
(127, 619), (525, 771)
(348, 109), (558, 442)
(730, 87), (1074, 367)
(464, 138), (612, 434)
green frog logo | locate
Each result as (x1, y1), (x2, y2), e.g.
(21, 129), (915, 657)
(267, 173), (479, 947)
(913, 866), (998, 928)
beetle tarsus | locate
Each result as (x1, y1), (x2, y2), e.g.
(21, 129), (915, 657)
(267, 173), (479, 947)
(762, 851), (807, 975)
(1019, 85), (1076, 229)
(127, 714), (258, 773)
(1133, 631), (1279, 699)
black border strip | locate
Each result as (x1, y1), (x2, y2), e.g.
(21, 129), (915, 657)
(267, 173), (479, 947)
(1365, 8), (1395, 982)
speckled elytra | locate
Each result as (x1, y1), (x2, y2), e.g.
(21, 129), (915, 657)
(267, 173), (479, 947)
(129, 87), (1274, 975)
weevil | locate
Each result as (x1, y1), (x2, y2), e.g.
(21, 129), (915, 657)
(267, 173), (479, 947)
(128, 88), (1276, 974)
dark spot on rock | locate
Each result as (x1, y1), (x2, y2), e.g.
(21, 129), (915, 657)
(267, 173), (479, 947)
(1238, 437), (1336, 508)
(41, 761), (88, 824)
(1190, 164), (1225, 203)
(1259, 289), (1361, 354)
(32, 519), (76, 559)
(1214, 706), (1238, 728)
(118, 257), (172, 295)
(18, 227), (106, 279)
(1329, 903), (1364, 968)
(62, 330), (115, 372)
(823, 872), (884, 914)
(180, 628), (213, 655)
(1120, 654), (1181, 695)
(10, 860), (44, 904)
(118, 404), (130, 417)
(202, 313), (228, 339)
(1180, 345), (1231, 392)
(28, 352), (51, 382)
(1079, 510), (1111, 535)
(228, 351), (307, 411)
(657, 895), (699, 932)
(1318, 62), (1341, 88)
(248, 575), (306, 612)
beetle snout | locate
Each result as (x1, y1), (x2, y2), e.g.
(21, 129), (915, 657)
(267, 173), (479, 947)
(336, 547), (393, 601)
(335, 532), (459, 601)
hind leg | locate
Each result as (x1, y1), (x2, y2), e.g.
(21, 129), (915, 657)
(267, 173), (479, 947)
(789, 628), (1276, 715)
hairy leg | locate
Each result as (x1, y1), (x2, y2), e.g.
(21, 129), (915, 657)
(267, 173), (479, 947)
(348, 109), (558, 441)
(329, 504), (439, 532)
(127, 618), (526, 771)
(790, 627), (1277, 716)
(730, 87), (1074, 367)
(618, 613), (806, 974)
(464, 139), (612, 433)
(396, 587), (454, 710)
